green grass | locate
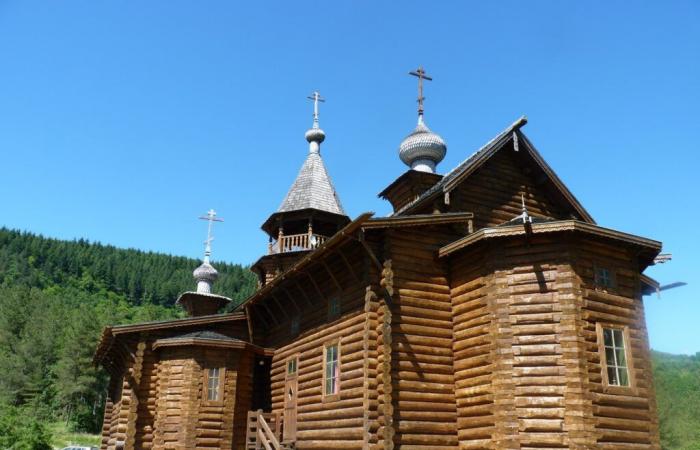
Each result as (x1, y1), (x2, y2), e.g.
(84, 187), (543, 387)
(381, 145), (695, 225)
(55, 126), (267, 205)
(48, 422), (101, 449)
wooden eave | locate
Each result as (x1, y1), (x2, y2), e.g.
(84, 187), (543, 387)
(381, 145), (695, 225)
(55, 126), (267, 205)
(152, 337), (247, 350)
(640, 273), (661, 297)
(94, 312), (247, 366)
(174, 291), (232, 306)
(261, 208), (351, 237)
(362, 212), (474, 229)
(439, 220), (661, 263)
(236, 212), (375, 311)
(396, 116), (595, 224)
(250, 249), (310, 275)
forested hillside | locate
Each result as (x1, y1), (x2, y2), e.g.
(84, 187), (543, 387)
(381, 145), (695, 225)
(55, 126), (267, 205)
(653, 351), (700, 449)
(0, 227), (256, 447)
(0, 227), (254, 305)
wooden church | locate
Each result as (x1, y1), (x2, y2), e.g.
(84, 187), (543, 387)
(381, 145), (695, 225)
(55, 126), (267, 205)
(94, 70), (664, 450)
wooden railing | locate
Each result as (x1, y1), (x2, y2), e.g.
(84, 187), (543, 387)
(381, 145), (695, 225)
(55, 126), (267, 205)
(246, 410), (282, 450)
(268, 233), (327, 254)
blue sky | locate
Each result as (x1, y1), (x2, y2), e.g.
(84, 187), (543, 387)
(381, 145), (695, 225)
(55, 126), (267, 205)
(0, 1), (698, 354)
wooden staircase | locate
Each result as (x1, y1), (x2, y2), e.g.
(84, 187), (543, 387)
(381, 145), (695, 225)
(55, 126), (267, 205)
(246, 410), (294, 450)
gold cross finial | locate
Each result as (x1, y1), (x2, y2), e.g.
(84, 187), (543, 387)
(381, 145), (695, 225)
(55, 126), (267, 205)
(409, 66), (433, 116)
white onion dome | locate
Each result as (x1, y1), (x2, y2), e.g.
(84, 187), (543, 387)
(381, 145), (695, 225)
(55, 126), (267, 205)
(193, 262), (218, 283)
(305, 126), (326, 144)
(399, 116), (447, 173)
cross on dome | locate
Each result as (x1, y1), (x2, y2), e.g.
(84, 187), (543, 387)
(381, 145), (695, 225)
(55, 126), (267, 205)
(198, 209), (224, 264)
(398, 66), (446, 174)
(409, 66), (433, 117)
(307, 91), (325, 128)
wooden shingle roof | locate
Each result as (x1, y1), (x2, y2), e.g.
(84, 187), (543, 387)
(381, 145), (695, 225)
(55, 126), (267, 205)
(278, 151), (345, 215)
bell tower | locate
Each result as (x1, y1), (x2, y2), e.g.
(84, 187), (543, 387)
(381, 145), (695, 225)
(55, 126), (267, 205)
(252, 92), (349, 285)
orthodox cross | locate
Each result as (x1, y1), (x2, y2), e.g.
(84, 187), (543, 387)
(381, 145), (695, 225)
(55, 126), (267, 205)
(307, 91), (325, 127)
(409, 66), (432, 116)
(198, 209), (224, 263)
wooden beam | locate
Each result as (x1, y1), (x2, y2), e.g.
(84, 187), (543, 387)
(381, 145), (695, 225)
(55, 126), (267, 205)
(322, 260), (343, 292)
(260, 302), (280, 326)
(306, 271), (325, 300)
(356, 231), (383, 272)
(294, 281), (314, 308)
(253, 305), (271, 329)
(281, 287), (302, 313)
(271, 295), (289, 320)
(245, 306), (254, 343)
(338, 245), (361, 283)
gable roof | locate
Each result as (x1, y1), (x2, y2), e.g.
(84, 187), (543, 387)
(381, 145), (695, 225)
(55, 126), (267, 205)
(393, 116), (595, 224)
(278, 151), (345, 215)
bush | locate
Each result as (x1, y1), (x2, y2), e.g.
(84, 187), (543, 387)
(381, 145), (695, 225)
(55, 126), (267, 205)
(0, 405), (52, 450)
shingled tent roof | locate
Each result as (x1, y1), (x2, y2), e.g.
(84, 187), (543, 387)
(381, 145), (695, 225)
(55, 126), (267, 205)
(393, 116), (595, 224)
(278, 152), (345, 215)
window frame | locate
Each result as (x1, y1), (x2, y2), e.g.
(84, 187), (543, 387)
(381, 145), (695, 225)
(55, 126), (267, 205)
(596, 323), (635, 393)
(322, 340), (341, 402)
(203, 366), (226, 403)
(286, 354), (299, 379)
(594, 265), (616, 291)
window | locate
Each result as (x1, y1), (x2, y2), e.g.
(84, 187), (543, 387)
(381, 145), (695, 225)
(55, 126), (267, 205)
(328, 297), (341, 319)
(602, 327), (630, 387)
(291, 315), (300, 336)
(324, 343), (340, 396)
(206, 367), (223, 401)
(595, 266), (614, 289)
(287, 357), (297, 376)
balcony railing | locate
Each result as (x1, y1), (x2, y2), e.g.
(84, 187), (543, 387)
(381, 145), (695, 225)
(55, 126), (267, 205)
(268, 233), (327, 254)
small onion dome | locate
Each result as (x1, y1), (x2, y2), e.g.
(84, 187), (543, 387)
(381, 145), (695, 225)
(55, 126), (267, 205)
(305, 126), (326, 144)
(193, 262), (218, 283)
(398, 117), (447, 173)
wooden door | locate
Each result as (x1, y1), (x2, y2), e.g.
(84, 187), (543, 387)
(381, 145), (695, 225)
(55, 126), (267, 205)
(283, 357), (298, 442)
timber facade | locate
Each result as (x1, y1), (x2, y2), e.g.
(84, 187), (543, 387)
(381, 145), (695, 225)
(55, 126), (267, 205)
(95, 115), (663, 449)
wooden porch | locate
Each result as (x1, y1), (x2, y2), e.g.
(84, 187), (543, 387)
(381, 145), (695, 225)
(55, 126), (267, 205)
(246, 410), (293, 450)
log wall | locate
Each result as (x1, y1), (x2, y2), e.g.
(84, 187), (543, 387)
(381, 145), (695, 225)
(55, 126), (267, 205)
(449, 246), (495, 449)
(388, 227), (460, 450)
(263, 241), (371, 449)
(271, 312), (369, 449)
(574, 237), (660, 449)
(447, 233), (660, 449)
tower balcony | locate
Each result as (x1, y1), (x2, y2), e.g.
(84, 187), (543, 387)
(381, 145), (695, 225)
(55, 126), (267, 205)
(268, 232), (327, 254)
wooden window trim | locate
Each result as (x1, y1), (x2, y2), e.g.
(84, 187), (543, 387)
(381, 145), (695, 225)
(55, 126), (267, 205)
(596, 322), (636, 394)
(203, 366), (226, 404)
(284, 353), (300, 410)
(594, 264), (617, 293)
(285, 354), (299, 380)
(322, 340), (341, 403)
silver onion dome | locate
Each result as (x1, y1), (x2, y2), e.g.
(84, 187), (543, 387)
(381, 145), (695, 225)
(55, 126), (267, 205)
(399, 117), (447, 173)
(193, 262), (218, 283)
(305, 126), (326, 144)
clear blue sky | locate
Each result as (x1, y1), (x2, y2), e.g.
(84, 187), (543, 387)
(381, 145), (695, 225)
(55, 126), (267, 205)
(0, 1), (698, 354)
